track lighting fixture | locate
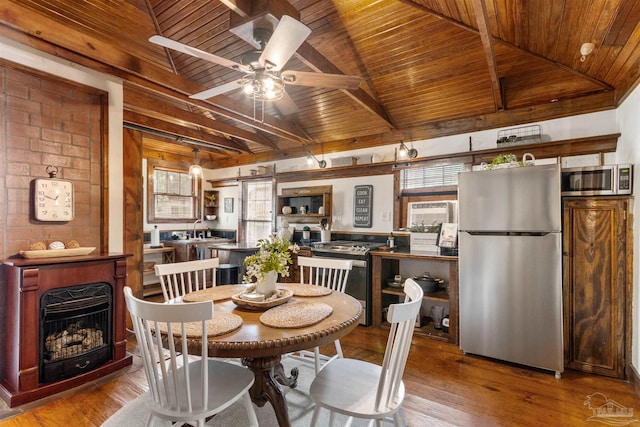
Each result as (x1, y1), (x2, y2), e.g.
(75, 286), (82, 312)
(306, 151), (327, 168)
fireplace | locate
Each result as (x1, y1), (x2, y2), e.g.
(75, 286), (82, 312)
(1, 254), (132, 407)
(40, 283), (113, 383)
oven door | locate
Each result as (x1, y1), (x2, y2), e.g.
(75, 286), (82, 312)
(312, 255), (370, 326)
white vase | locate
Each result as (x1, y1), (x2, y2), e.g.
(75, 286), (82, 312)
(256, 270), (278, 297)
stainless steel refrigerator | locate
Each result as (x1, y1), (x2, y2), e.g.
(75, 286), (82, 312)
(458, 164), (564, 378)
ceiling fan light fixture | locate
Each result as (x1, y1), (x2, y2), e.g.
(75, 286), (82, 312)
(240, 71), (285, 101)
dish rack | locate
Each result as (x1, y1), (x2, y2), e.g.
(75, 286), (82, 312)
(497, 125), (542, 146)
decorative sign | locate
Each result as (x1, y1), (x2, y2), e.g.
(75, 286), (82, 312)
(353, 185), (373, 228)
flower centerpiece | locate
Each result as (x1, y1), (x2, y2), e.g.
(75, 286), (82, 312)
(243, 236), (299, 297)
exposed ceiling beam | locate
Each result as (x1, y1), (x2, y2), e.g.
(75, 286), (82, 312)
(398, 0), (613, 92)
(294, 42), (395, 129)
(472, 0), (504, 111)
(123, 111), (247, 154)
(124, 85), (273, 149)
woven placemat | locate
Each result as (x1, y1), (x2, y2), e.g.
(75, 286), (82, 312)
(260, 301), (333, 329)
(183, 285), (251, 302)
(278, 283), (332, 297)
(155, 313), (243, 337)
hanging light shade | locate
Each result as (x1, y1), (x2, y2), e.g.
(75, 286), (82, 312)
(189, 148), (203, 177)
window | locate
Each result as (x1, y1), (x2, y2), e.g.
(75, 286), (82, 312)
(147, 160), (200, 223)
(400, 163), (465, 190)
(242, 180), (274, 245)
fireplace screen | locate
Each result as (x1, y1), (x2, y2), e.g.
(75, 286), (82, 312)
(40, 283), (112, 383)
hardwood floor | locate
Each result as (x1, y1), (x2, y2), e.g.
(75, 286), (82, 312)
(0, 326), (638, 426)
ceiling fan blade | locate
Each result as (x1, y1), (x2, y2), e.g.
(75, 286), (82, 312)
(149, 35), (247, 71)
(259, 16), (311, 71)
(282, 70), (362, 90)
(274, 92), (299, 116)
(189, 80), (242, 100)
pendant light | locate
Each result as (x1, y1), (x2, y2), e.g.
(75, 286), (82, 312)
(188, 148), (203, 177)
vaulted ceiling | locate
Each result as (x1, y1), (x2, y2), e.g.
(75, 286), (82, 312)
(3, 0), (640, 169)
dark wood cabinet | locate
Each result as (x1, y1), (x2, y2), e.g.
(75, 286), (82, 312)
(277, 185), (332, 227)
(370, 251), (458, 345)
(279, 246), (312, 283)
(562, 197), (631, 379)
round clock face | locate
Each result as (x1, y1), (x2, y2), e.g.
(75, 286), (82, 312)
(34, 178), (74, 221)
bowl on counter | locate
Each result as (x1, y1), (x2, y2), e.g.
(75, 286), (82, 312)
(206, 215), (217, 221)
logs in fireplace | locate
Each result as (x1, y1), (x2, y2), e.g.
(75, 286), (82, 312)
(1, 254), (132, 407)
(40, 283), (112, 383)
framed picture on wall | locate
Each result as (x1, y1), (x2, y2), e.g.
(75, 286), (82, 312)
(224, 198), (233, 213)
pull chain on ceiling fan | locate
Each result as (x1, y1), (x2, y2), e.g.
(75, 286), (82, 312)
(149, 15), (361, 113)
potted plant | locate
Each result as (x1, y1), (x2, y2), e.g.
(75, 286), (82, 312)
(206, 193), (216, 206)
(302, 225), (311, 240)
(409, 221), (441, 252)
(243, 236), (299, 297)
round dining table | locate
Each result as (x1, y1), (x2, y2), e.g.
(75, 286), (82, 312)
(177, 283), (362, 427)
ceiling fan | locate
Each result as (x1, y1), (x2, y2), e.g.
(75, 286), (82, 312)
(149, 15), (361, 112)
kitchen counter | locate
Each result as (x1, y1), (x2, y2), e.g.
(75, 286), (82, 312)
(163, 238), (233, 262)
(163, 237), (232, 246)
(370, 248), (457, 259)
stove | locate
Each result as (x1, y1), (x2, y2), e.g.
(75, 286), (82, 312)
(311, 240), (384, 326)
(311, 240), (384, 258)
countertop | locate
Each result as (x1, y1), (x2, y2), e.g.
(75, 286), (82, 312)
(162, 237), (233, 246)
(207, 242), (259, 251)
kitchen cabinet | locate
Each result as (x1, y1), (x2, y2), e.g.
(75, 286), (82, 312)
(279, 246), (312, 283)
(277, 185), (332, 226)
(203, 190), (218, 221)
(371, 250), (458, 344)
(143, 246), (175, 297)
(562, 197), (631, 379)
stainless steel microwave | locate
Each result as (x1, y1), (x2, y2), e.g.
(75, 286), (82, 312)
(561, 164), (633, 196)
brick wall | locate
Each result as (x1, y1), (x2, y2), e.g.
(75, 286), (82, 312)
(0, 64), (104, 260)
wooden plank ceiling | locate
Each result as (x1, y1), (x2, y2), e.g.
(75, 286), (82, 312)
(2, 0), (640, 168)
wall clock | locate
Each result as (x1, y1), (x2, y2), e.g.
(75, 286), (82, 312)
(34, 166), (74, 221)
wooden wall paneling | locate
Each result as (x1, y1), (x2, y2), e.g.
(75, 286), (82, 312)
(123, 128), (144, 299)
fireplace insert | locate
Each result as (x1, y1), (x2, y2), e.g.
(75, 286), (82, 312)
(39, 282), (112, 383)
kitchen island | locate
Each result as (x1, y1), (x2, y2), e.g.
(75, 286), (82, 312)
(207, 242), (259, 280)
(370, 249), (458, 344)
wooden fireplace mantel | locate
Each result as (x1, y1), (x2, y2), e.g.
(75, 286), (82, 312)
(0, 253), (133, 407)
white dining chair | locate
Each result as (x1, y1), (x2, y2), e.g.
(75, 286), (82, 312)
(154, 258), (219, 302)
(293, 256), (353, 374)
(123, 287), (258, 427)
(308, 278), (423, 427)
